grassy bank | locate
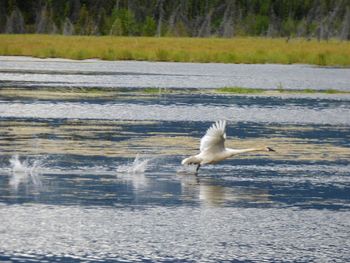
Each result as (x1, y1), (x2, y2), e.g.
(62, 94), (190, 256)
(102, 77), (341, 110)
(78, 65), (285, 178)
(0, 34), (350, 66)
(215, 87), (350, 95)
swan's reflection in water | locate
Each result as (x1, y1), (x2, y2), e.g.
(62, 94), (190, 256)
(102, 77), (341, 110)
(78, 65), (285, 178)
(177, 170), (271, 207)
(112, 159), (272, 207)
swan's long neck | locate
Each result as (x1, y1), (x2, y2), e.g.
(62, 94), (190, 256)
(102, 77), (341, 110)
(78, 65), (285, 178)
(225, 147), (265, 157)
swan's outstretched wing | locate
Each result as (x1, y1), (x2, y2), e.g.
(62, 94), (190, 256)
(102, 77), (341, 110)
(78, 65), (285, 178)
(200, 120), (227, 153)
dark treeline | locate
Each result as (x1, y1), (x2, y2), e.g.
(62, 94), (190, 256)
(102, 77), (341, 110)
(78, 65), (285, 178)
(1, 0), (350, 40)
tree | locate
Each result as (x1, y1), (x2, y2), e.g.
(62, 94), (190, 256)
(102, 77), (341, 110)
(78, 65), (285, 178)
(267, 6), (278, 37)
(62, 17), (74, 35)
(96, 7), (108, 35)
(110, 17), (123, 35)
(142, 16), (156, 36)
(0, 1), (6, 33)
(326, 1), (343, 39)
(36, 4), (57, 34)
(218, 0), (235, 38)
(109, 8), (137, 36)
(197, 8), (213, 37)
(0, 0), (349, 40)
(76, 4), (93, 35)
(341, 6), (350, 40)
(122, 9), (137, 35)
(5, 6), (25, 33)
(156, 0), (164, 36)
(282, 16), (296, 38)
(71, 0), (81, 23)
(296, 18), (307, 37)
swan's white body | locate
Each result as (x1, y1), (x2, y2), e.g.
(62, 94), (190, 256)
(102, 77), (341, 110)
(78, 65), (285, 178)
(182, 120), (274, 171)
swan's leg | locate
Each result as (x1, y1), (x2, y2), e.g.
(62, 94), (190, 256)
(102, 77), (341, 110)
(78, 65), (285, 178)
(195, 164), (201, 173)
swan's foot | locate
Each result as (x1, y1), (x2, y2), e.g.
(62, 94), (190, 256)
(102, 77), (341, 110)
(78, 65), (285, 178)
(265, 147), (275, 152)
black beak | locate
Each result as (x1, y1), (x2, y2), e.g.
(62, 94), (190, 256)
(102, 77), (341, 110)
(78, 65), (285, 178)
(267, 147), (275, 152)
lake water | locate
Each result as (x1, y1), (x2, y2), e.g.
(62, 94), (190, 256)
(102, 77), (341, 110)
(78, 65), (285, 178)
(1, 56), (350, 90)
(0, 57), (349, 262)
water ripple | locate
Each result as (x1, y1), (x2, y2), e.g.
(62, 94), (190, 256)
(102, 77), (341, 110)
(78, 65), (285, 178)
(1, 56), (350, 90)
(1, 101), (349, 125)
(0, 204), (349, 262)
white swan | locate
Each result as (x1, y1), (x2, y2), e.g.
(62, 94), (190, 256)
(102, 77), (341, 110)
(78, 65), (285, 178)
(182, 120), (275, 172)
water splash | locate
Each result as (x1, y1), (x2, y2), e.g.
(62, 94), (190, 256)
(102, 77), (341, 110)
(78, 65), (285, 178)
(117, 154), (151, 174)
(116, 154), (153, 190)
(9, 155), (44, 190)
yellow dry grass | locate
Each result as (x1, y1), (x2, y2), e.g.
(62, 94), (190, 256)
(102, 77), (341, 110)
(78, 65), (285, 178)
(0, 34), (350, 66)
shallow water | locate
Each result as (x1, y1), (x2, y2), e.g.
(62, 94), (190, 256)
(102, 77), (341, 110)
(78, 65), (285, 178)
(0, 57), (349, 262)
(1, 56), (350, 90)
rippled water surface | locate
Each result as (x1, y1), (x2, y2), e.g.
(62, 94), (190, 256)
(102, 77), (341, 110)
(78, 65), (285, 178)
(1, 56), (350, 90)
(0, 57), (349, 262)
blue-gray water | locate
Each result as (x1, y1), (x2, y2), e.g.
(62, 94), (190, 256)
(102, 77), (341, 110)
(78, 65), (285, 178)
(0, 57), (349, 262)
(1, 56), (350, 90)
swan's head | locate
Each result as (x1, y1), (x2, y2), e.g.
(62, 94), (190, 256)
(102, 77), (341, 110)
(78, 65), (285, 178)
(265, 147), (275, 152)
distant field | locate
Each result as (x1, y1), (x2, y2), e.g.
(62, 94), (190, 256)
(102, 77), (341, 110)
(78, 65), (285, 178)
(0, 34), (349, 66)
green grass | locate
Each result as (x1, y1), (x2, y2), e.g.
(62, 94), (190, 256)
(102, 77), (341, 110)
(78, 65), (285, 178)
(300, 89), (316, 93)
(276, 88), (349, 94)
(216, 87), (264, 94)
(140, 86), (350, 95)
(0, 34), (350, 66)
(277, 88), (316, 94)
(142, 87), (163, 94)
(75, 87), (112, 94)
(139, 85), (350, 95)
(215, 86), (350, 95)
(323, 89), (340, 94)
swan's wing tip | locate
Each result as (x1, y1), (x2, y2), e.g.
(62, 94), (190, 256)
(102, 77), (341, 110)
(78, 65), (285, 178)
(211, 120), (227, 134)
(200, 120), (227, 152)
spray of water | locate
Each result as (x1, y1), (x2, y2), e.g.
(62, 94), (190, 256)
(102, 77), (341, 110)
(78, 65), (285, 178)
(115, 154), (153, 190)
(9, 155), (44, 190)
(117, 154), (151, 174)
